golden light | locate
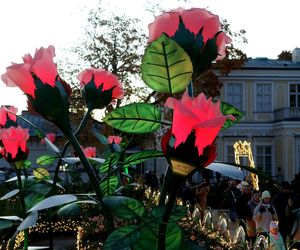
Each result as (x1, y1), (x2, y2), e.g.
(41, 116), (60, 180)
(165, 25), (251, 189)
(233, 140), (259, 190)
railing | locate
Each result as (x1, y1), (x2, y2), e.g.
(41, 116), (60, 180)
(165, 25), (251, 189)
(274, 107), (300, 121)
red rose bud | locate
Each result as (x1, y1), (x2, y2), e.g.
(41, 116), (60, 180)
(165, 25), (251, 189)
(78, 68), (124, 110)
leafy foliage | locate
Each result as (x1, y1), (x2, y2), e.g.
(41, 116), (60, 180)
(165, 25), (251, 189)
(220, 102), (244, 130)
(142, 34), (193, 94)
(103, 103), (162, 134)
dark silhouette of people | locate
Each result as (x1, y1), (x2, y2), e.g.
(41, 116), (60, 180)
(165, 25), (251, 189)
(273, 181), (293, 243)
(225, 179), (241, 222)
(145, 171), (159, 189)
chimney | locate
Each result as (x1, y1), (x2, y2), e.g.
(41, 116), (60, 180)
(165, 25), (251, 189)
(292, 48), (300, 63)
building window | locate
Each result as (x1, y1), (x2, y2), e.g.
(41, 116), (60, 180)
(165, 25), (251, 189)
(226, 145), (235, 163)
(296, 143), (300, 175)
(226, 83), (243, 111)
(256, 83), (272, 111)
(290, 84), (300, 108)
(256, 145), (272, 176)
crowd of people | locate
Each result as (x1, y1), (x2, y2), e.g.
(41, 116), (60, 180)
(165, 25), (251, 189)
(138, 170), (300, 249)
(226, 179), (300, 249)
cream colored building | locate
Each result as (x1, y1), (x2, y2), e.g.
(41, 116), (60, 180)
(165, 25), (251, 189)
(217, 49), (300, 182)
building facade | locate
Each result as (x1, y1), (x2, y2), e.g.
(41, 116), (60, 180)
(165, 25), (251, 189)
(217, 49), (300, 182)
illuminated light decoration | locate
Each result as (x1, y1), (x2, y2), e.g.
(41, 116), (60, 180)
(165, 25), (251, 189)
(233, 140), (259, 191)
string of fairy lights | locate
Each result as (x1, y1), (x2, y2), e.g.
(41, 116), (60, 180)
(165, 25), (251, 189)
(1, 186), (248, 249)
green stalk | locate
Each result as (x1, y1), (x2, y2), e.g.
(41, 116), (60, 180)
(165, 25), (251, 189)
(62, 127), (114, 232)
(15, 167), (29, 250)
(63, 128), (103, 202)
(157, 175), (182, 250)
(50, 108), (92, 194)
(158, 167), (172, 206)
(187, 80), (194, 97)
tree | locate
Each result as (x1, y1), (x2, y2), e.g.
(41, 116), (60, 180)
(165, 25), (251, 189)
(278, 50), (292, 60)
(60, 0), (248, 148)
(73, 4), (150, 106)
(197, 19), (247, 98)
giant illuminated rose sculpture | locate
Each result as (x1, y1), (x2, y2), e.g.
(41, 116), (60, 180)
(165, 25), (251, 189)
(1, 46), (71, 131)
(0, 126), (29, 161)
(0, 106), (17, 127)
(166, 91), (235, 156)
(148, 8), (231, 74)
(0, 7), (245, 250)
(78, 68), (124, 110)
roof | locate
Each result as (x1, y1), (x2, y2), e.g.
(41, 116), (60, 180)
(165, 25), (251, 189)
(17, 111), (62, 136)
(244, 58), (300, 69)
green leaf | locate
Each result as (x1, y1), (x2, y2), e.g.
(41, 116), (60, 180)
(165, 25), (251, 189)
(103, 196), (145, 220)
(142, 34), (193, 94)
(104, 225), (141, 250)
(57, 203), (80, 217)
(0, 220), (14, 230)
(57, 200), (97, 217)
(0, 189), (19, 200)
(133, 223), (182, 250)
(132, 223), (156, 250)
(220, 102), (244, 131)
(121, 150), (164, 169)
(0, 216), (22, 221)
(99, 153), (121, 174)
(93, 130), (109, 144)
(28, 194), (77, 212)
(33, 168), (50, 180)
(44, 138), (60, 154)
(36, 155), (58, 166)
(165, 224), (183, 250)
(180, 240), (207, 250)
(17, 212), (38, 231)
(103, 103), (162, 134)
(23, 160), (31, 169)
(100, 176), (119, 196)
(25, 193), (46, 211)
(151, 205), (187, 223)
(27, 183), (51, 195)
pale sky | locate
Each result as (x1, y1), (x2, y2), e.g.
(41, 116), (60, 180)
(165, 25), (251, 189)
(1, 0), (300, 112)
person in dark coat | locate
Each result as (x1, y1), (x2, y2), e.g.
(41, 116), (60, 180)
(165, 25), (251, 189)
(225, 179), (241, 222)
(236, 181), (252, 221)
(273, 181), (293, 243)
(236, 182), (252, 239)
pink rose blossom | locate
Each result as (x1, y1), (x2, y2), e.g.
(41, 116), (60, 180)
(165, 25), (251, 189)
(165, 91), (235, 155)
(78, 68), (124, 100)
(107, 135), (122, 145)
(0, 126), (30, 158)
(82, 146), (96, 158)
(41, 133), (56, 144)
(0, 106), (18, 126)
(1, 46), (57, 98)
(148, 8), (231, 60)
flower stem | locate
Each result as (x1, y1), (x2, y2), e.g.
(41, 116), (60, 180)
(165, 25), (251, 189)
(63, 128), (102, 200)
(50, 108), (92, 194)
(158, 167), (172, 206)
(187, 80), (193, 97)
(15, 167), (29, 250)
(62, 127), (113, 232)
(157, 174), (182, 250)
